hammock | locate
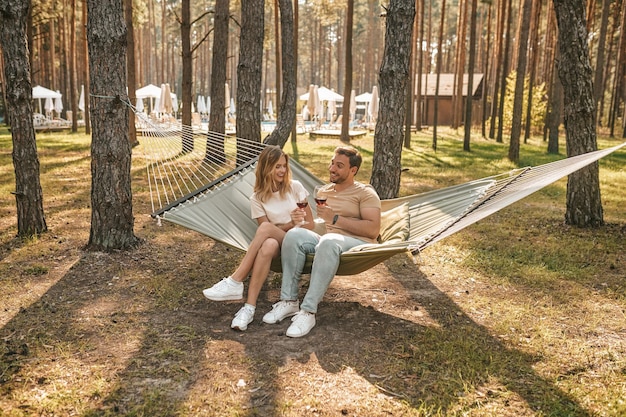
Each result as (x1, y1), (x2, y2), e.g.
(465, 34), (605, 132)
(136, 110), (625, 275)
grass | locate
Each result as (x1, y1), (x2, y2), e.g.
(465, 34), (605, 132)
(0, 124), (625, 416)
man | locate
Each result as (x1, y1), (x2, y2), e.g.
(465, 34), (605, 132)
(262, 146), (381, 337)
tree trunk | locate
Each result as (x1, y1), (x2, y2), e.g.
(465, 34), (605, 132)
(415, 0), (425, 131)
(207, 0), (229, 163)
(236, 0), (264, 161)
(452, 0), (467, 130)
(496, 0), (512, 144)
(371, 0), (415, 199)
(489, 0), (507, 139)
(82, 0), (91, 134)
(508, 0), (532, 162)
(69, 0), (78, 132)
(432, 0), (446, 151)
(340, 0), (354, 143)
(481, 3), (492, 138)
(124, 0), (138, 146)
(181, 0), (193, 153)
(592, 0), (610, 115)
(552, 0), (603, 227)
(609, 0), (626, 137)
(404, 3), (417, 149)
(524, 0), (542, 143)
(547, 60), (562, 154)
(463, 0), (477, 152)
(0, 0), (48, 236)
(86, 0), (140, 250)
(274, 0), (281, 113)
(264, 0), (296, 148)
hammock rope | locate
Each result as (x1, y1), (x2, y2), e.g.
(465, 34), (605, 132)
(131, 103), (625, 275)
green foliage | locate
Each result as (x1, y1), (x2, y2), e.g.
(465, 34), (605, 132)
(501, 71), (548, 135)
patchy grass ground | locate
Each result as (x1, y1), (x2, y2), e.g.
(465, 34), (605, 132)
(0, 127), (625, 416)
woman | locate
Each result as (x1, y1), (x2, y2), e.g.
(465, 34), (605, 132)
(202, 145), (314, 331)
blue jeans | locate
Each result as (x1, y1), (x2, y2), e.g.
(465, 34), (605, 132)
(280, 227), (367, 313)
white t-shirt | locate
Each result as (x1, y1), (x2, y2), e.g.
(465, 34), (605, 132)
(250, 180), (308, 225)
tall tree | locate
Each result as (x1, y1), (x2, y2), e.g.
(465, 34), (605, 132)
(508, 0), (532, 162)
(552, 0), (603, 227)
(496, 0), (512, 143)
(609, 0), (626, 138)
(180, 0), (193, 153)
(207, 0), (229, 163)
(0, 0), (48, 236)
(340, 0), (354, 143)
(371, 0), (415, 199)
(432, 0), (446, 151)
(264, 0), (296, 148)
(69, 0), (78, 132)
(86, 0), (140, 250)
(82, 0), (91, 134)
(592, 0), (611, 119)
(463, 0), (478, 152)
(124, 0), (138, 146)
(236, 0), (265, 155)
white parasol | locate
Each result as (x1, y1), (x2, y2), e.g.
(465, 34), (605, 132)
(369, 86), (379, 123)
(78, 85), (85, 112)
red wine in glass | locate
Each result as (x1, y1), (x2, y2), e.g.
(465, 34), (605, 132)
(296, 201), (308, 209)
(314, 197), (327, 206)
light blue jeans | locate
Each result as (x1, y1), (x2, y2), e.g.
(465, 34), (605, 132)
(280, 227), (367, 313)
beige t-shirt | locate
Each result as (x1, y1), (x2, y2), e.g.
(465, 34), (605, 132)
(250, 180), (307, 225)
(319, 182), (381, 243)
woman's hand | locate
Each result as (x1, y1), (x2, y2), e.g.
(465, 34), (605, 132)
(290, 207), (306, 225)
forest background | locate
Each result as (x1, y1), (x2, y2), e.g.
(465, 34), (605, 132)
(1, 0), (626, 145)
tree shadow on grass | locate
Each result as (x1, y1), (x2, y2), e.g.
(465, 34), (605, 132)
(0, 242), (592, 416)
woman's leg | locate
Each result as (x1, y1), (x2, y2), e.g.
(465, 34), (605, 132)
(231, 222), (285, 282)
(245, 238), (280, 306)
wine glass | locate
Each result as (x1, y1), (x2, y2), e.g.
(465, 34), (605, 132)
(313, 185), (327, 224)
(295, 191), (309, 226)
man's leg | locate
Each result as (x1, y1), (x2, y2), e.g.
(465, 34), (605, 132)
(300, 233), (366, 313)
(263, 228), (320, 325)
(279, 227), (319, 301)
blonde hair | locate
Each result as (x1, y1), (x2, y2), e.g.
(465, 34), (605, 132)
(254, 146), (292, 203)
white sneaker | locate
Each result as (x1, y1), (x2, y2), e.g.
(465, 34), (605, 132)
(262, 300), (299, 324)
(286, 310), (316, 338)
(202, 277), (243, 301)
(231, 304), (255, 331)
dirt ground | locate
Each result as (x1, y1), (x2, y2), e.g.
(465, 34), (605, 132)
(1, 194), (624, 416)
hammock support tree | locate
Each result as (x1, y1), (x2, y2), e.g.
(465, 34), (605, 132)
(136, 110), (625, 275)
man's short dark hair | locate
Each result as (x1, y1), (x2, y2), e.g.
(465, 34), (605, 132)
(335, 146), (362, 171)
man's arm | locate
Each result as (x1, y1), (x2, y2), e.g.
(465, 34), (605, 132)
(330, 206), (381, 240)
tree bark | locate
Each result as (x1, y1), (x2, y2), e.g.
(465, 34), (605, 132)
(371, 0), (415, 199)
(82, 0), (91, 134)
(463, 0), (478, 152)
(181, 0), (193, 153)
(207, 0), (229, 163)
(552, 0), (603, 227)
(496, 0), (512, 143)
(508, 0), (532, 162)
(0, 0), (48, 236)
(86, 0), (140, 250)
(264, 0), (296, 149)
(236, 0), (264, 160)
(340, 0), (354, 143)
(125, 0), (138, 146)
(432, 0), (446, 151)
